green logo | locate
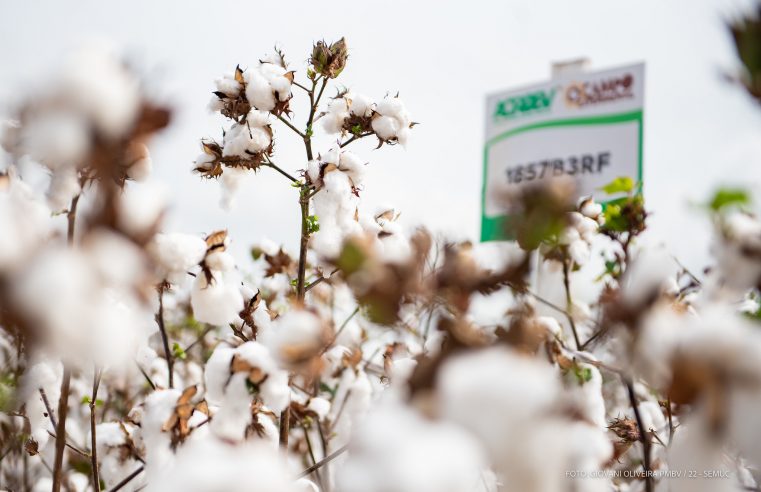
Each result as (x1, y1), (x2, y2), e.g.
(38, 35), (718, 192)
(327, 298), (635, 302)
(493, 88), (556, 121)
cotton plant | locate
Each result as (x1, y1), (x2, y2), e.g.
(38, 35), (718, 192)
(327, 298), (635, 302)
(5, 23), (761, 492)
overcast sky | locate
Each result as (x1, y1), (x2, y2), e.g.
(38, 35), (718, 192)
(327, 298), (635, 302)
(1, 0), (760, 272)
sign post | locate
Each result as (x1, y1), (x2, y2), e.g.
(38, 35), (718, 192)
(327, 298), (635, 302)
(481, 62), (645, 241)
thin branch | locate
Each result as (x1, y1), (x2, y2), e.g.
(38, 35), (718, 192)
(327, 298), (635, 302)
(39, 388), (57, 428)
(562, 258), (582, 350)
(320, 306), (359, 356)
(66, 194), (80, 246)
(90, 367), (103, 492)
(292, 80), (311, 93)
(305, 268), (340, 293)
(137, 364), (156, 391)
(52, 367), (71, 492)
(155, 285), (174, 388)
(263, 159), (299, 184)
(339, 132), (372, 148)
(297, 445), (349, 479)
(624, 378), (653, 492)
(275, 113), (306, 139)
(107, 466), (144, 492)
(301, 421), (325, 490)
(279, 407), (290, 450)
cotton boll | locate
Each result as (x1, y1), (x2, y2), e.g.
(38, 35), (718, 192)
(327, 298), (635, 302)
(115, 182), (166, 238)
(350, 94), (374, 117)
(46, 167), (81, 213)
(264, 310), (325, 367)
(307, 397), (331, 420)
(322, 97), (349, 134)
(222, 122), (271, 158)
(149, 233), (206, 284)
(191, 270), (244, 326)
(19, 111), (90, 169)
(339, 151), (365, 186)
(371, 115), (399, 141)
(62, 46), (140, 139)
(210, 372), (252, 441)
(204, 346), (235, 404)
(204, 251), (235, 273)
(145, 438), (298, 492)
(337, 402), (488, 492)
(581, 199), (603, 219)
(141, 389), (182, 476)
(437, 348), (561, 467)
(246, 71), (276, 111)
(215, 73), (242, 97)
(20, 359), (62, 446)
(0, 177), (50, 271)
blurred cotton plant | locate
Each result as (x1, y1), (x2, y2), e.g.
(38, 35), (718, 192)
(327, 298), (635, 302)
(4, 26), (761, 492)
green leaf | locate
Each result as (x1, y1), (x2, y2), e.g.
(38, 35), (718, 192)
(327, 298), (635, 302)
(572, 365), (593, 385)
(172, 342), (187, 360)
(709, 188), (750, 212)
(599, 176), (634, 195)
(307, 215), (320, 234)
(319, 382), (337, 398)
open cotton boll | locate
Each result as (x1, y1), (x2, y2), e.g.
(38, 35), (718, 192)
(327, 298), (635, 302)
(20, 359), (62, 446)
(0, 178), (50, 271)
(337, 402), (488, 492)
(372, 96), (412, 145)
(115, 182), (167, 238)
(191, 270), (244, 326)
(339, 151), (366, 186)
(246, 71), (276, 111)
(19, 110), (90, 169)
(215, 73), (242, 98)
(149, 233), (206, 284)
(222, 122), (271, 158)
(146, 438), (298, 492)
(322, 97), (350, 134)
(61, 46), (140, 139)
(350, 93), (374, 117)
(710, 211), (761, 295)
(264, 310), (325, 367)
(437, 347), (560, 462)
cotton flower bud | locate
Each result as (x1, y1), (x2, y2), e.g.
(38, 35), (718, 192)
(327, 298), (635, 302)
(310, 38), (348, 79)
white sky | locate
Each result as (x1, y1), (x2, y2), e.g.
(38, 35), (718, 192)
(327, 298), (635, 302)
(1, 0), (760, 272)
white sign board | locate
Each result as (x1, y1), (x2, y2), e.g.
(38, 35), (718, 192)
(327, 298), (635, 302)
(481, 63), (644, 241)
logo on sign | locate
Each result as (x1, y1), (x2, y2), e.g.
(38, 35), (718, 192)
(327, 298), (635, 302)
(564, 73), (634, 108)
(493, 88), (556, 122)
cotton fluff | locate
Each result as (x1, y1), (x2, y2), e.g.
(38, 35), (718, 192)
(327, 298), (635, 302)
(94, 422), (143, 491)
(244, 62), (292, 112)
(337, 402), (487, 492)
(709, 211), (761, 296)
(46, 167), (81, 212)
(222, 110), (271, 157)
(190, 250), (244, 326)
(145, 437), (298, 492)
(11, 233), (155, 369)
(0, 176), (51, 271)
(321, 93), (375, 134)
(205, 342), (290, 442)
(19, 360), (62, 446)
(371, 95), (412, 146)
(558, 211), (599, 266)
(148, 233), (206, 284)
(308, 150), (365, 257)
(18, 110), (90, 170)
(437, 348), (612, 492)
(263, 309), (325, 367)
(61, 46), (140, 139)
